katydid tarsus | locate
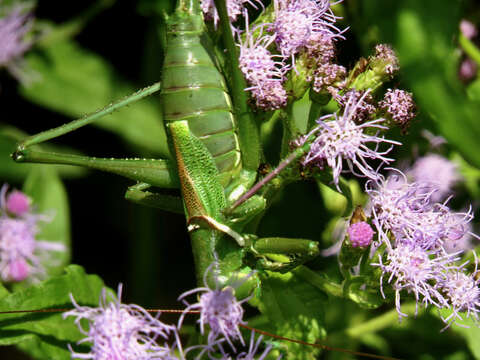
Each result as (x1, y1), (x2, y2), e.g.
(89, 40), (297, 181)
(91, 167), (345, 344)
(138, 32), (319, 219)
(12, 0), (322, 294)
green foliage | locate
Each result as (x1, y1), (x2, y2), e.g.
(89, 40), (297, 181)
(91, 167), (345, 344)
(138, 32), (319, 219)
(23, 167), (71, 276)
(258, 271), (327, 360)
(0, 265), (104, 359)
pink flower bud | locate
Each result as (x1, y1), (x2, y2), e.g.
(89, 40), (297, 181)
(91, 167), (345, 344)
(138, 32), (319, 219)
(8, 258), (29, 282)
(6, 190), (30, 216)
(347, 221), (374, 247)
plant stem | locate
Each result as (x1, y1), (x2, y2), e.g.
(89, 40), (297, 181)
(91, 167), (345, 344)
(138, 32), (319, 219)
(294, 265), (343, 298)
(344, 302), (417, 338)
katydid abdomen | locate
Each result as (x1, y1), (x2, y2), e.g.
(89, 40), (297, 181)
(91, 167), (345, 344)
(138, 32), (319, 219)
(161, 5), (241, 188)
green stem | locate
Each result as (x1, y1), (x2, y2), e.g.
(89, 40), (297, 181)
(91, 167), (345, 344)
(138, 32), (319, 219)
(280, 103), (300, 158)
(294, 265), (343, 298)
(229, 143), (310, 210)
(214, 0), (261, 172)
(344, 302), (417, 338)
(459, 34), (480, 67)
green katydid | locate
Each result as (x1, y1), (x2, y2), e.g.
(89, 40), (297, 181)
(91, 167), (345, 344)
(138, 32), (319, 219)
(12, 0), (322, 293)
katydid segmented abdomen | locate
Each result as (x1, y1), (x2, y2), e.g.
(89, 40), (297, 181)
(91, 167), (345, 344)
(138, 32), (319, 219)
(161, 11), (241, 187)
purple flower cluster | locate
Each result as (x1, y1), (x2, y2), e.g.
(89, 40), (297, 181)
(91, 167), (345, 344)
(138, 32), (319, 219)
(408, 153), (462, 203)
(0, 3), (34, 82)
(299, 91), (401, 189)
(372, 44), (399, 77)
(64, 284), (181, 359)
(367, 172), (480, 327)
(237, 25), (288, 110)
(66, 265), (278, 359)
(236, 0), (345, 109)
(378, 89), (416, 130)
(0, 184), (64, 282)
(272, 0), (344, 62)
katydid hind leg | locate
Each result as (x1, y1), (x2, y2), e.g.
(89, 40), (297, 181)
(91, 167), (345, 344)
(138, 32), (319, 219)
(13, 150), (179, 189)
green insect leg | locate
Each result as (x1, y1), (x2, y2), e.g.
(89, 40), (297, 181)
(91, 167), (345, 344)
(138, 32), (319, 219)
(247, 237), (320, 273)
(125, 182), (183, 214)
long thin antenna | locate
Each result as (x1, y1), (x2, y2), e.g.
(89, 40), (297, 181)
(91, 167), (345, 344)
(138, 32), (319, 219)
(0, 307), (401, 360)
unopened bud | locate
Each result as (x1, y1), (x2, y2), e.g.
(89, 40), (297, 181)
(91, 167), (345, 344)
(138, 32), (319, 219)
(6, 190), (30, 216)
(347, 221), (374, 248)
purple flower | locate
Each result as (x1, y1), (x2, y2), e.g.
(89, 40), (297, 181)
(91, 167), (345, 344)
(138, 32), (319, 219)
(347, 221), (374, 248)
(0, 3), (34, 82)
(460, 19), (478, 40)
(178, 264), (249, 351)
(5, 189), (30, 216)
(64, 284), (181, 359)
(378, 88), (415, 130)
(300, 90), (401, 189)
(311, 62), (346, 93)
(0, 184), (64, 282)
(372, 44), (399, 76)
(438, 265), (480, 329)
(373, 241), (458, 319)
(408, 154), (462, 203)
(272, 0), (344, 61)
(238, 25), (288, 110)
(459, 57), (477, 83)
(366, 173), (475, 251)
(334, 89), (376, 124)
(236, 331), (277, 360)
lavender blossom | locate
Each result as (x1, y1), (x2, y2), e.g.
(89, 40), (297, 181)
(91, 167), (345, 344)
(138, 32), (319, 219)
(335, 89), (376, 124)
(347, 221), (374, 248)
(236, 332), (277, 360)
(312, 62), (346, 93)
(64, 284), (181, 359)
(408, 154), (462, 203)
(272, 0), (344, 61)
(438, 266), (480, 328)
(366, 173), (475, 251)
(238, 25), (288, 110)
(0, 3), (34, 82)
(5, 189), (30, 216)
(300, 90), (401, 189)
(0, 184), (64, 282)
(378, 88), (415, 130)
(459, 57), (477, 82)
(373, 241), (458, 319)
(460, 19), (478, 40)
(178, 264), (249, 351)
(372, 44), (399, 76)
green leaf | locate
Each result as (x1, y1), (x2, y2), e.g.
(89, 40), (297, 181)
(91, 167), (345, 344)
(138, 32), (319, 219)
(0, 265), (105, 348)
(467, 78), (480, 102)
(15, 335), (72, 360)
(21, 39), (169, 157)
(437, 309), (480, 359)
(23, 167), (71, 276)
(258, 271), (327, 360)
